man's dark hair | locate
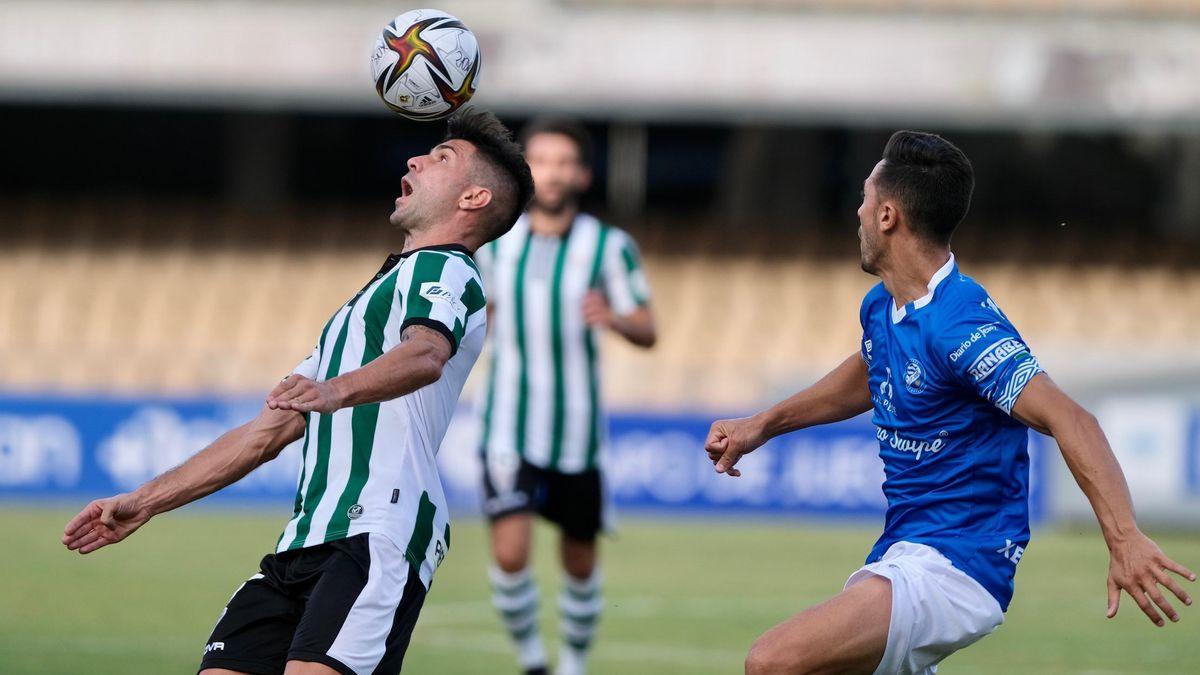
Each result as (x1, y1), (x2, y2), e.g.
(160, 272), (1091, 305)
(876, 131), (974, 246)
(444, 107), (534, 239)
(519, 117), (594, 166)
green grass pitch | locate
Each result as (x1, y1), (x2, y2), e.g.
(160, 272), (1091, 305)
(4, 507), (1198, 674)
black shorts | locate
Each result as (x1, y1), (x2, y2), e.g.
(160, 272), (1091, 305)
(198, 533), (426, 675)
(481, 457), (606, 542)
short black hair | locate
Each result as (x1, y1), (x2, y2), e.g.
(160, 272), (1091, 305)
(519, 117), (594, 166)
(876, 131), (974, 246)
(444, 107), (534, 240)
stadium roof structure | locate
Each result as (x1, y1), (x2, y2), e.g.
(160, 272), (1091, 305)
(2, 0), (1199, 130)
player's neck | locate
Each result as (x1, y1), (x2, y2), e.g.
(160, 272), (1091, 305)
(528, 206), (578, 237)
(400, 224), (474, 255)
(879, 247), (952, 308)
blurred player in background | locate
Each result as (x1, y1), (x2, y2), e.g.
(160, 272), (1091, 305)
(62, 109), (534, 675)
(705, 131), (1195, 675)
(474, 118), (657, 675)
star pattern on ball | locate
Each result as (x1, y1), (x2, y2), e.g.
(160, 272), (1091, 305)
(377, 17), (455, 95)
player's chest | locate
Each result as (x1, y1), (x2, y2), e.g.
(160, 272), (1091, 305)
(495, 237), (595, 302)
(862, 318), (953, 421)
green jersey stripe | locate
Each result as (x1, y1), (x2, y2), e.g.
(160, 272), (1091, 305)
(620, 241), (649, 305)
(289, 307), (355, 549)
(512, 232), (534, 459)
(583, 226), (609, 469)
(401, 252), (451, 323)
(404, 490), (437, 568)
(444, 249), (482, 277)
(454, 277), (486, 345)
(325, 269), (398, 541)
(546, 232), (572, 470)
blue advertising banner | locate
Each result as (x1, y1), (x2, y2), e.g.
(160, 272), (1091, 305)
(0, 393), (1048, 522)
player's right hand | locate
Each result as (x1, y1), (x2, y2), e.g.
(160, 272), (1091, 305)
(704, 416), (767, 478)
(62, 493), (153, 555)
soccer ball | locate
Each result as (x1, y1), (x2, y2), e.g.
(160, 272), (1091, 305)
(370, 9), (481, 120)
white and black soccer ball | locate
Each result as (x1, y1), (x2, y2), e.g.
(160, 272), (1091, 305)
(370, 9), (481, 121)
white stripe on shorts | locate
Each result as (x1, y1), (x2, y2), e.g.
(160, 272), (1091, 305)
(326, 533), (412, 674)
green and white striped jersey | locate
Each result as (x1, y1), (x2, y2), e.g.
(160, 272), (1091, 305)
(475, 213), (651, 474)
(275, 244), (487, 589)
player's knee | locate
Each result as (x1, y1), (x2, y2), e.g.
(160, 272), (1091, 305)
(745, 639), (790, 675)
(492, 538), (530, 573)
(494, 549), (528, 573)
(745, 634), (822, 675)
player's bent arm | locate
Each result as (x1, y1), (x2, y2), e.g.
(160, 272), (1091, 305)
(1012, 373), (1196, 625)
(62, 405), (304, 554)
(611, 306), (656, 348)
(268, 324), (452, 413)
(705, 352), (872, 476)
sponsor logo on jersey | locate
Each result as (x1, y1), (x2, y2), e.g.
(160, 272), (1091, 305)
(904, 358), (926, 394)
(204, 642), (225, 653)
(997, 538), (1025, 564)
(948, 322), (998, 363)
(863, 338), (873, 363)
(876, 427), (947, 461)
(968, 338), (1027, 382)
(347, 504), (364, 520)
(419, 281), (467, 322)
(873, 366), (897, 415)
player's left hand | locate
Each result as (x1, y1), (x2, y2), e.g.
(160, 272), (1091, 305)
(582, 290), (614, 329)
(1106, 530), (1195, 626)
(267, 375), (344, 414)
(62, 493), (153, 554)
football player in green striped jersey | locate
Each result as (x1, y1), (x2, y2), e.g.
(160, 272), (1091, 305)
(475, 118), (657, 675)
(62, 109), (534, 675)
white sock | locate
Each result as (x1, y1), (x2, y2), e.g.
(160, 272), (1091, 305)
(489, 566), (546, 669)
(557, 570), (603, 675)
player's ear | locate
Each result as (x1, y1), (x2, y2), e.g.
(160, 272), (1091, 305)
(878, 201), (898, 235)
(458, 185), (493, 212)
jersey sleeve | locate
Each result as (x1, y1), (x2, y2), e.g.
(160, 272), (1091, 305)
(937, 297), (1044, 415)
(399, 251), (487, 356)
(292, 343), (322, 379)
(600, 228), (652, 316)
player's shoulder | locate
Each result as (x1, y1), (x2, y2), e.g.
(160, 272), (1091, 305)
(936, 267), (994, 316)
(408, 246), (483, 281)
(861, 281), (890, 310)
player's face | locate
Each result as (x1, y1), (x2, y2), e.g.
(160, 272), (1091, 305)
(857, 160), (886, 274)
(391, 140), (474, 230)
(525, 133), (590, 214)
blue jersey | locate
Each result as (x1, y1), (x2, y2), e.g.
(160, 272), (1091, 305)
(859, 254), (1043, 611)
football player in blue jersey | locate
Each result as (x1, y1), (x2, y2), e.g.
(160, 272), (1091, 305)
(704, 131), (1196, 675)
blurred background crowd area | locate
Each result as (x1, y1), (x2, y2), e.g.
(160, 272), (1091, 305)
(3, 0), (1200, 411)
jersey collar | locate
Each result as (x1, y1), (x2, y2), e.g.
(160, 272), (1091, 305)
(396, 242), (474, 258)
(890, 252), (956, 324)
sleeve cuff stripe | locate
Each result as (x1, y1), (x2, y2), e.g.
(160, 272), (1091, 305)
(401, 317), (459, 357)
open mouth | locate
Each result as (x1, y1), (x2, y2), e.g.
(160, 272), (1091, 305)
(400, 177), (414, 198)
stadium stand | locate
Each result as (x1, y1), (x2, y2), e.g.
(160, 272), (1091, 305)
(3, 198), (1198, 410)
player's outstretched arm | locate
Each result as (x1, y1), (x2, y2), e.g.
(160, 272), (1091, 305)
(62, 404), (305, 555)
(267, 324), (452, 413)
(1012, 374), (1196, 626)
(705, 352), (872, 477)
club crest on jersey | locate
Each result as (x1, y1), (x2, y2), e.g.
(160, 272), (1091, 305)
(347, 504), (364, 520)
(904, 358), (926, 394)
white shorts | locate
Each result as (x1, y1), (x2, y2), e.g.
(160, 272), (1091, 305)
(844, 541), (1004, 675)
